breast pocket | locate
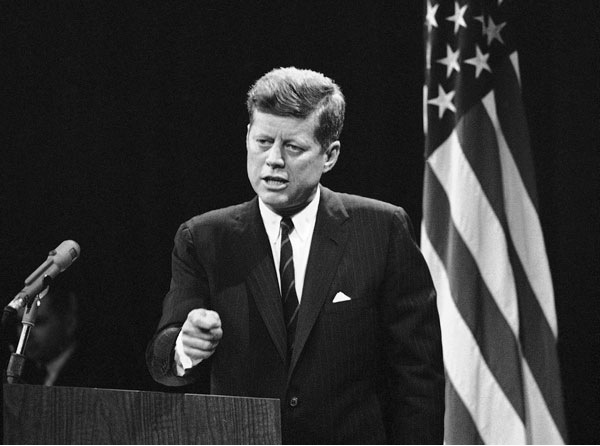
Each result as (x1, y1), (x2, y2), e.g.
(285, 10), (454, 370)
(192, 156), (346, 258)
(318, 295), (378, 377)
(323, 295), (374, 314)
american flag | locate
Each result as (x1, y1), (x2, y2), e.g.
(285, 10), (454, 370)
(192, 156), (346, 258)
(421, 0), (567, 443)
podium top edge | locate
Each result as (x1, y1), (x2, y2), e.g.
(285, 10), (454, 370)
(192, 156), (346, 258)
(3, 382), (280, 403)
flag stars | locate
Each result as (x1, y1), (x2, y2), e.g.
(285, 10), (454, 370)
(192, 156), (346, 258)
(484, 16), (506, 45)
(474, 14), (485, 26)
(446, 2), (468, 34)
(437, 45), (461, 77)
(428, 85), (456, 119)
(473, 14), (487, 36)
(465, 45), (491, 78)
(426, 2), (439, 31)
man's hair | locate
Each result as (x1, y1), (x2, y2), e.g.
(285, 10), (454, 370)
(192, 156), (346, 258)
(246, 67), (345, 149)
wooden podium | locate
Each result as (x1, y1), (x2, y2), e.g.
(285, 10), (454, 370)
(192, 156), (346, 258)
(3, 383), (281, 444)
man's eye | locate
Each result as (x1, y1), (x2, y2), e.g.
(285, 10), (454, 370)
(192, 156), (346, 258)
(285, 144), (303, 152)
(256, 139), (271, 147)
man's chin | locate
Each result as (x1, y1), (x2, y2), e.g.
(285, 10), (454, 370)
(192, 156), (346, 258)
(258, 188), (286, 203)
(260, 197), (288, 213)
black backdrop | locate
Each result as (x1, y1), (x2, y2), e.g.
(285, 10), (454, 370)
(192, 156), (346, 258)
(2, 1), (598, 443)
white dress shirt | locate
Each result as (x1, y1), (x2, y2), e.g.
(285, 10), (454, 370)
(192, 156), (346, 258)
(258, 186), (320, 303)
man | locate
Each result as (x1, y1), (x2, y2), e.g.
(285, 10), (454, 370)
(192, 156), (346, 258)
(12, 282), (126, 388)
(147, 67), (444, 444)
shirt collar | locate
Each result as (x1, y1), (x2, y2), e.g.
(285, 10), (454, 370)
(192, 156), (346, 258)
(259, 186), (321, 244)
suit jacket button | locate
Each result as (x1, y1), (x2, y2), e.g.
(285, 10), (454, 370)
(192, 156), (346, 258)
(289, 397), (299, 407)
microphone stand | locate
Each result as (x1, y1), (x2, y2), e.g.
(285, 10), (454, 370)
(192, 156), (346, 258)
(6, 284), (50, 384)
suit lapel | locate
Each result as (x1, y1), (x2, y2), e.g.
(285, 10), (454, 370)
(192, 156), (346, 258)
(237, 199), (288, 364)
(288, 187), (350, 376)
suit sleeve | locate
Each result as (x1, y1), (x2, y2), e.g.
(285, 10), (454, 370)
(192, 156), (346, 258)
(146, 222), (211, 386)
(379, 208), (445, 444)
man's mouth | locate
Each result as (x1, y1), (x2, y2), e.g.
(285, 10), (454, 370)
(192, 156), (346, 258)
(263, 176), (288, 186)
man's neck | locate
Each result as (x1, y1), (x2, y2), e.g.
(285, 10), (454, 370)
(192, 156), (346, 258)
(260, 185), (320, 218)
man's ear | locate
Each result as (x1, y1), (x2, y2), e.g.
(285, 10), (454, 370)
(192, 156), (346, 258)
(323, 141), (340, 173)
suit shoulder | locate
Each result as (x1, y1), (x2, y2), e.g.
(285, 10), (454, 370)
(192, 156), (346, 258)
(335, 191), (405, 216)
(184, 200), (252, 229)
(331, 191), (417, 243)
(175, 200), (254, 244)
(329, 190), (414, 236)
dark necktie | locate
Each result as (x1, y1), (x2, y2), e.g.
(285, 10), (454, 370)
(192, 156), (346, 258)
(280, 217), (299, 359)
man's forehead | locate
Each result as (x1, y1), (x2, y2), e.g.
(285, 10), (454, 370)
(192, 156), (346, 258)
(249, 110), (318, 136)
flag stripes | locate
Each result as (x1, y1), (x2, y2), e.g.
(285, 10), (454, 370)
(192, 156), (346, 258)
(422, 158), (525, 423)
(522, 358), (565, 444)
(482, 82), (565, 437)
(444, 378), (484, 444)
(485, 65), (558, 336)
(428, 128), (520, 336)
(421, 2), (566, 442)
(421, 229), (527, 444)
(455, 101), (506, 227)
(424, 157), (525, 420)
(492, 54), (539, 210)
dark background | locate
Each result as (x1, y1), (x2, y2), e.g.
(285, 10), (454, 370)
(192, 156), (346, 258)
(2, 1), (598, 443)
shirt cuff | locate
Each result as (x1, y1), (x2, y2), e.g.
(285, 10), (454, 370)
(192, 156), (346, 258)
(174, 329), (200, 376)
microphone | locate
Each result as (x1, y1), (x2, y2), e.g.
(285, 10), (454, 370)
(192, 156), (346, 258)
(6, 240), (81, 311)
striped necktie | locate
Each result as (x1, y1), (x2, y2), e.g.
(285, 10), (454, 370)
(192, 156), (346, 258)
(280, 217), (299, 359)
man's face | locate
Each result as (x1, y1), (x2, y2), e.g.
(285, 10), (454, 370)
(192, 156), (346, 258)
(246, 110), (339, 215)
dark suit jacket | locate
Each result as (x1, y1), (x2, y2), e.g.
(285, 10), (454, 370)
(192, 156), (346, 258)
(147, 186), (444, 444)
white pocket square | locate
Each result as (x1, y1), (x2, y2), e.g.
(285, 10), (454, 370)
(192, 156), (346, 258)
(332, 291), (352, 303)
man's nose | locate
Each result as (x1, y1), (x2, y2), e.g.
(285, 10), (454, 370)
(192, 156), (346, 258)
(265, 142), (284, 167)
